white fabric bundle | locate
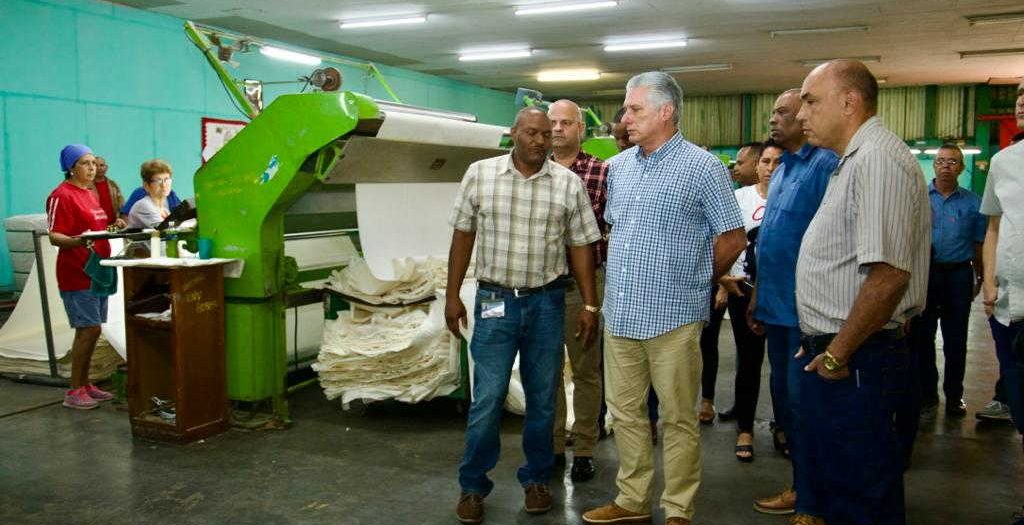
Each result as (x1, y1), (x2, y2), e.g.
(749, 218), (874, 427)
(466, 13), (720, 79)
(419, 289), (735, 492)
(324, 256), (447, 305)
(313, 291), (459, 405)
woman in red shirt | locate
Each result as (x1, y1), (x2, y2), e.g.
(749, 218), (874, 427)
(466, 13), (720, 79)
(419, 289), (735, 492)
(46, 144), (116, 410)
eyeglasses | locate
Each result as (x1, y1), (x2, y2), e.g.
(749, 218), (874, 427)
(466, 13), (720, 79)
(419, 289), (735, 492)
(148, 178), (172, 185)
(934, 159), (961, 167)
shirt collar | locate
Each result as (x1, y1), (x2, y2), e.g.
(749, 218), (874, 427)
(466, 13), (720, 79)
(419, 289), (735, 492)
(781, 142), (814, 164)
(929, 180), (963, 199)
(634, 131), (683, 164)
(550, 149), (594, 170)
(843, 116), (882, 159)
(505, 151), (553, 180)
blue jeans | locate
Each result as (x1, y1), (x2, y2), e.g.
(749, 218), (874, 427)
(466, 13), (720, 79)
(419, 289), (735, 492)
(458, 286), (566, 496)
(990, 318), (1024, 434)
(795, 331), (908, 525)
(764, 325), (813, 507)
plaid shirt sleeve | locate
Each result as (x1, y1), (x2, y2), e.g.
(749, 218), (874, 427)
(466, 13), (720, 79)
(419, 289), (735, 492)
(449, 163), (479, 232)
(699, 157), (744, 235)
(566, 177), (602, 247)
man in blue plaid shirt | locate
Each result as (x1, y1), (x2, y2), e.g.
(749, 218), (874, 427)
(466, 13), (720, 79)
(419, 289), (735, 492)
(583, 72), (746, 525)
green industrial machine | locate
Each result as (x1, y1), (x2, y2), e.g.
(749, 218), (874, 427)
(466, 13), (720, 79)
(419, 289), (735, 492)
(187, 22), (507, 423)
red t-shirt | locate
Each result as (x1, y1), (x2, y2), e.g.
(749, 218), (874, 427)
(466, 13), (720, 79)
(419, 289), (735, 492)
(93, 178), (117, 225)
(46, 181), (111, 291)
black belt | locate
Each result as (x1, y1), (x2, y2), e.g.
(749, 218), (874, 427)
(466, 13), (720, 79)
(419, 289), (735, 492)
(801, 328), (903, 352)
(931, 260), (972, 271)
(478, 276), (570, 297)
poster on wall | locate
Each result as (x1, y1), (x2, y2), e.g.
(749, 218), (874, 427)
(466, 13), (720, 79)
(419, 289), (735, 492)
(201, 117), (247, 164)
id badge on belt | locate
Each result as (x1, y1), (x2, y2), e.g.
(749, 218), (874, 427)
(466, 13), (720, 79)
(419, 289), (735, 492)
(481, 300), (506, 319)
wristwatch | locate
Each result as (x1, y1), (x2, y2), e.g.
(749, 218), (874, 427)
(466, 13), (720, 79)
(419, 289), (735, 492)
(822, 350), (846, 372)
(583, 305), (600, 313)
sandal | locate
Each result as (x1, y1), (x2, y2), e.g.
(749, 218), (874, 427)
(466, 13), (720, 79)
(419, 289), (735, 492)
(735, 432), (754, 463)
(699, 398), (715, 425)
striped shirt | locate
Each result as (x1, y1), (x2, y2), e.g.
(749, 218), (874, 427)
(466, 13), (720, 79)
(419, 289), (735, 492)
(980, 141), (1024, 324)
(561, 151), (609, 267)
(795, 116), (931, 335)
(449, 153), (601, 288)
(604, 132), (744, 340)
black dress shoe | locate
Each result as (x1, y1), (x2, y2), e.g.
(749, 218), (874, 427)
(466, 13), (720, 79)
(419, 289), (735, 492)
(570, 456), (596, 482)
(554, 452), (567, 467)
(718, 407), (736, 421)
(946, 399), (967, 417)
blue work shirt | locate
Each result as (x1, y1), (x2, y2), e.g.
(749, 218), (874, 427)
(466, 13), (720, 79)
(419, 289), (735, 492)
(754, 143), (839, 327)
(603, 133), (743, 340)
(928, 181), (985, 263)
(121, 188), (182, 216)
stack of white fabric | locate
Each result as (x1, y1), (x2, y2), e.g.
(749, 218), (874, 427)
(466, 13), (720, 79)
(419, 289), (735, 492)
(324, 256), (447, 305)
(315, 256), (458, 405)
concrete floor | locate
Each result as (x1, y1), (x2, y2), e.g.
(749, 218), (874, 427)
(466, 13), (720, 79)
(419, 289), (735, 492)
(0, 300), (1021, 525)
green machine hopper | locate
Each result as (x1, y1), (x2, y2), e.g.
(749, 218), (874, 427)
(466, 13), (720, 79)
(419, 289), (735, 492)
(194, 91), (507, 422)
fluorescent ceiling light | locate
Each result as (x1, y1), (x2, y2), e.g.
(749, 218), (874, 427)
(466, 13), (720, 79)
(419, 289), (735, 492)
(662, 63), (732, 73)
(458, 49), (533, 61)
(876, 77), (888, 84)
(800, 55), (881, 67)
(515, 1), (617, 16)
(770, 25), (869, 38)
(909, 148), (922, 155)
(923, 147), (981, 155)
(259, 46), (321, 66)
(339, 15), (427, 29)
(604, 39), (688, 52)
(537, 68), (601, 82)
(959, 48), (1024, 59)
(966, 11), (1024, 26)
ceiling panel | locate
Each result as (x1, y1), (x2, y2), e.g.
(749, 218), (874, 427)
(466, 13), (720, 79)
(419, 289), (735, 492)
(116, 0), (1024, 98)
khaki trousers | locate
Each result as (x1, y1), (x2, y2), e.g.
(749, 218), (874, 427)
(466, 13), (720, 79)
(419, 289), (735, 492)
(604, 322), (703, 520)
(554, 269), (605, 456)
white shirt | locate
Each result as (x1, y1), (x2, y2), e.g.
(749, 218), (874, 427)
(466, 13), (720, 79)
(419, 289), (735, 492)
(981, 141), (1024, 324)
(126, 196), (168, 229)
(729, 184), (767, 278)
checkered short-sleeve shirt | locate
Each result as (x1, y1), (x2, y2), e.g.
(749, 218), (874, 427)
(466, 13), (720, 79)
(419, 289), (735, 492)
(449, 154), (601, 288)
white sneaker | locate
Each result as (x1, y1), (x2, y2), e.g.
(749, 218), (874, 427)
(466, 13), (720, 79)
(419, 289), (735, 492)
(975, 400), (1011, 421)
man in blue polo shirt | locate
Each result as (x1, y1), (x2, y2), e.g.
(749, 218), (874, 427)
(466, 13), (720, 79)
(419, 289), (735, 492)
(747, 88), (838, 520)
(910, 144), (985, 419)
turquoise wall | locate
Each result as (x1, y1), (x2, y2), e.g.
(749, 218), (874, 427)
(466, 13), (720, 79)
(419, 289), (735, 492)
(0, 0), (515, 289)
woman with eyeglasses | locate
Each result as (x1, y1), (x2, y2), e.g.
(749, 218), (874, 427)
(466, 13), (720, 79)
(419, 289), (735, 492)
(126, 159), (174, 229)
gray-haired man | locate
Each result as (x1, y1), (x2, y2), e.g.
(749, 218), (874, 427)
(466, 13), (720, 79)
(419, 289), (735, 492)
(583, 72), (745, 525)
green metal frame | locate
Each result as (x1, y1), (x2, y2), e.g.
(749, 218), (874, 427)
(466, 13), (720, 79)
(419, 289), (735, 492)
(194, 91), (379, 421)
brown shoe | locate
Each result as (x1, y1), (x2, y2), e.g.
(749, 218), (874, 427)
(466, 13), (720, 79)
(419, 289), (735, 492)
(753, 487), (796, 515)
(790, 514), (825, 525)
(583, 502), (652, 523)
(456, 493), (484, 524)
(665, 518), (691, 525)
(524, 484), (552, 514)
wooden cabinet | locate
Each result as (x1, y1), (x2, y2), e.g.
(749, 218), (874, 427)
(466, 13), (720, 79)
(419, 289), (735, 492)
(124, 264), (229, 443)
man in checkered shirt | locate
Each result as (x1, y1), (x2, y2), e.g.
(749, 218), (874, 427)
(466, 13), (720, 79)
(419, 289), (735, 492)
(446, 107), (602, 524)
(583, 72), (746, 525)
(547, 99), (609, 483)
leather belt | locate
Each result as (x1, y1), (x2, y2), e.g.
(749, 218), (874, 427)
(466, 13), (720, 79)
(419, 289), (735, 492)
(477, 277), (571, 298)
